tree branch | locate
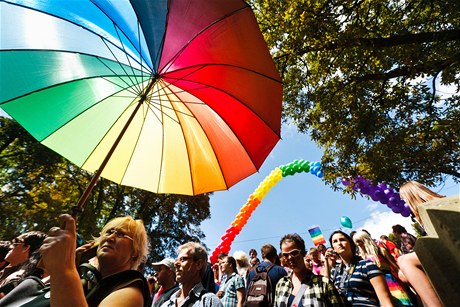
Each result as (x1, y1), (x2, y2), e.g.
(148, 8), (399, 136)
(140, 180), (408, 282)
(300, 29), (460, 53)
(350, 53), (460, 82)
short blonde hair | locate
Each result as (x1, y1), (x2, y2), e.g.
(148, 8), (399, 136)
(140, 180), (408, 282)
(232, 250), (249, 268)
(96, 216), (149, 270)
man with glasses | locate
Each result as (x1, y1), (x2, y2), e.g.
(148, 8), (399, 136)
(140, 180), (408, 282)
(161, 242), (223, 307)
(274, 234), (345, 307)
(0, 231), (46, 292)
(151, 258), (179, 307)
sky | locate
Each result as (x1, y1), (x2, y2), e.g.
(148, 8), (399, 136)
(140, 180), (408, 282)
(200, 123), (460, 257)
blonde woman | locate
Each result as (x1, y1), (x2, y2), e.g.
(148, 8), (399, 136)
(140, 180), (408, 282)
(353, 231), (414, 306)
(397, 181), (444, 307)
(39, 214), (150, 307)
(399, 180), (445, 227)
(232, 250), (250, 283)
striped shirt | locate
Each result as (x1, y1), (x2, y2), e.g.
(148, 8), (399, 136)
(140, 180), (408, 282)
(330, 258), (383, 306)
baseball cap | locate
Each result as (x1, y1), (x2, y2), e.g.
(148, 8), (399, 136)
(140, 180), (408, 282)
(152, 258), (175, 272)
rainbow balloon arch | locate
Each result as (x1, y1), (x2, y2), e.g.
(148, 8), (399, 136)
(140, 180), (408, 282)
(209, 159), (411, 264)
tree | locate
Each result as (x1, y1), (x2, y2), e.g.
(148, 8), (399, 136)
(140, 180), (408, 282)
(251, 0), (460, 190)
(0, 117), (211, 269)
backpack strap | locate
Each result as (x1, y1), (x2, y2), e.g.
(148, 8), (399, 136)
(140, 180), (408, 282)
(265, 263), (275, 273)
(255, 262), (275, 273)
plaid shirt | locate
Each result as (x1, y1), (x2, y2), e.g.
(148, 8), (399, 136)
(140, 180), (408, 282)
(274, 271), (345, 307)
(219, 272), (245, 307)
(160, 282), (223, 307)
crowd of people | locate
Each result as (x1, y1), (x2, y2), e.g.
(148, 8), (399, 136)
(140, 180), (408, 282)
(0, 181), (445, 306)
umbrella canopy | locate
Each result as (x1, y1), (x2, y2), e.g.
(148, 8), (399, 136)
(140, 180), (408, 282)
(0, 0), (282, 196)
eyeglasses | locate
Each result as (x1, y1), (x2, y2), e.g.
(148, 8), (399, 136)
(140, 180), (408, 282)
(175, 256), (193, 263)
(101, 229), (133, 241)
(11, 238), (25, 245)
(281, 249), (302, 258)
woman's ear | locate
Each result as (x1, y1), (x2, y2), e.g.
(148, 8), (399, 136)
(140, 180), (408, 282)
(23, 244), (31, 254)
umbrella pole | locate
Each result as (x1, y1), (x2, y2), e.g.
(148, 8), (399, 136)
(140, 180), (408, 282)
(72, 79), (156, 218)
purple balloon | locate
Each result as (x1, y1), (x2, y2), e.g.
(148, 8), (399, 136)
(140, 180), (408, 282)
(370, 188), (380, 201)
(388, 197), (398, 207)
(342, 178), (351, 186)
(401, 208), (411, 217)
(403, 202), (411, 211)
(374, 190), (384, 200)
(360, 186), (370, 195)
(369, 184), (378, 193)
(392, 205), (403, 213)
(377, 183), (388, 190)
(380, 197), (389, 205)
(383, 189), (394, 199)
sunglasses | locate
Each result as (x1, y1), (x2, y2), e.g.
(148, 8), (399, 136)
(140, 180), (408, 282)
(101, 229), (133, 241)
(281, 249), (302, 258)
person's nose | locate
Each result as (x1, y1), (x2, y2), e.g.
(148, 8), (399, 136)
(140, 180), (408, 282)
(104, 232), (117, 241)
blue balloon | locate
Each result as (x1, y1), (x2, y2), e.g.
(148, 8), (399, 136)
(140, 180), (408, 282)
(340, 216), (353, 228)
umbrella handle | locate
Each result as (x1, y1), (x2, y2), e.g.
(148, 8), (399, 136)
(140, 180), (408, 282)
(71, 205), (83, 220)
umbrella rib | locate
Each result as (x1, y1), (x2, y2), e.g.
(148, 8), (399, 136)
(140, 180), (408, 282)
(136, 19), (148, 80)
(110, 22), (144, 93)
(159, 4), (250, 74)
(166, 63), (282, 84)
(162, 63), (282, 140)
(93, 53), (149, 97)
(164, 67), (281, 143)
(99, 39), (145, 95)
(87, 0), (153, 72)
(5, 0), (152, 74)
(99, 76), (143, 97)
(161, 81), (226, 192)
(158, 81), (196, 193)
(0, 75), (139, 108)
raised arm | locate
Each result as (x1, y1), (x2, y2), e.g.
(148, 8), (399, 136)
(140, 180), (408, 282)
(40, 214), (88, 307)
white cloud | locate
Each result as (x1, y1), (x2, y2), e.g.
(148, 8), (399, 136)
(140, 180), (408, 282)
(360, 210), (415, 239)
(366, 203), (379, 211)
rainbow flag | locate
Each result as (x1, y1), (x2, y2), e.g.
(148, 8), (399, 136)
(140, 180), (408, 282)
(308, 226), (326, 246)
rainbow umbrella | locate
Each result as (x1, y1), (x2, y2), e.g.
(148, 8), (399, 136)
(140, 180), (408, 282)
(0, 0), (282, 207)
